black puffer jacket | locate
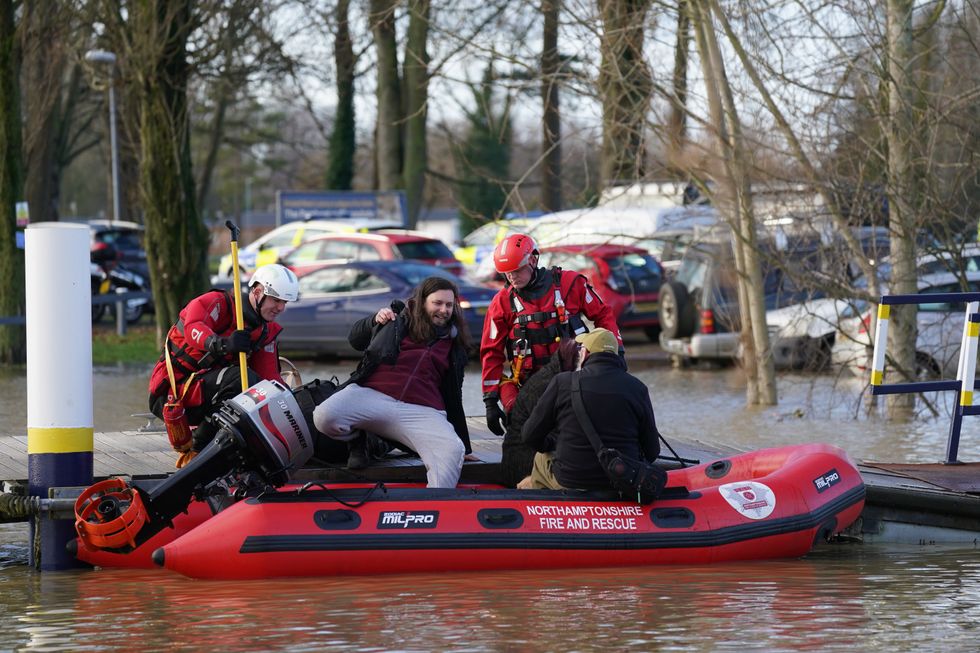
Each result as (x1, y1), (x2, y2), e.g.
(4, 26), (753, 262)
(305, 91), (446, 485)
(343, 307), (471, 454)
(499, 352), (565, 487)
(522, 352), (660, 489)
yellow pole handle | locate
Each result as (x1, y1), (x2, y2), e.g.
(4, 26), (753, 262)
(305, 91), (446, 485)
(227, 221), (248, 393)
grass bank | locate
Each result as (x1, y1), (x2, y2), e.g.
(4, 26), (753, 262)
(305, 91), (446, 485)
(92, 323), (160, 365)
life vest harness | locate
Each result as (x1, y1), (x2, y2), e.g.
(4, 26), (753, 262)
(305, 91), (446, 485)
(162, 290), (267, 388)
(505, 268), (579, 382)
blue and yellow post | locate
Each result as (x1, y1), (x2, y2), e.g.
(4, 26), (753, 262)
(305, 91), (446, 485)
(25, 223), (94, 569)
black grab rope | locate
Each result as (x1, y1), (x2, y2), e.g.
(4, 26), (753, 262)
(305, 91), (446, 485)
(658, 434), (695, 468)
(295, 481), (387, 508)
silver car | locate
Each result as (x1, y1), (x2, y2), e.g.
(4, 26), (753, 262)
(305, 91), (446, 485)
(832, 271), (980, 380)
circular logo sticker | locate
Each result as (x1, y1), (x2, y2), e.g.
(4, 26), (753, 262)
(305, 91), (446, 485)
(719, 481), (776, 520)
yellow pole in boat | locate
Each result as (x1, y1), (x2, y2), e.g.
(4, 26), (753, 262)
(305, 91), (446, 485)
(226, 220), (248, 393)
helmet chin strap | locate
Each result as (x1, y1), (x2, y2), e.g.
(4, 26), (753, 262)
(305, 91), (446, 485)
(249, 287), (267, 323)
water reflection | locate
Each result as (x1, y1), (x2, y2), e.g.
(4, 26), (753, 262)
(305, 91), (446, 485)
(0, 545), (977, 651)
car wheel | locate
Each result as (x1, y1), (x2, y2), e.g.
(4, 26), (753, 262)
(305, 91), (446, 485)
(643, 326), (661, 342)
(659, 281), (696, 339)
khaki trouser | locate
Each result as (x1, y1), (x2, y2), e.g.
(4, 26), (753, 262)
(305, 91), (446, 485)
(529, 452), (566, 490)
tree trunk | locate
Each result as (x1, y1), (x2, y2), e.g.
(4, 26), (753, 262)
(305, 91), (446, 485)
(402, 0), (430, 228)
(540, 0), (561, 211)
(666, 0), (689, 173)
(884, 0), (918, 413)
(692, 0), (776, 406)
(20, 2), (68, 223)
(0, 0), (24, 363)
(370, 0), (403, 191)
(597, 0), (652, 189)
(325, 0), (356, 191)
(130, 0), (209, 340)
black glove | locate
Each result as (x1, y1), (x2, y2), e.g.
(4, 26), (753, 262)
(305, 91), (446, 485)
(484, 392), (506, 436)
(206, 329), (251, 356)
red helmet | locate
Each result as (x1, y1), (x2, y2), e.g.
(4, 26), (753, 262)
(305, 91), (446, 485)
(493, 233), (538, 273)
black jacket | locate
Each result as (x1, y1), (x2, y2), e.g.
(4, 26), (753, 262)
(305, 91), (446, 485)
(499, 351), (565, 487)
(521, 352), (660, 489)
(344, 309), (472, 454)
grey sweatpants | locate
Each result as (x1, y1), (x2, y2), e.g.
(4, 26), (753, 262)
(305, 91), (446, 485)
(312, 384), (464, 488)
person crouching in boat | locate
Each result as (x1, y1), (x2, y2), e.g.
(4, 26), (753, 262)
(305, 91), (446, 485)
(479, 233), (624, 437)
(498, 338), (579, 488)
(147, 264), (299, 467)
(312, 276), (472, 488)
(521, 328), (661, 490)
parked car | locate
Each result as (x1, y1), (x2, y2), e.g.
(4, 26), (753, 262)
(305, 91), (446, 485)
(658, 240), (741, 362)
(82, 219), (149, 281)
(276, 260), (496, 357)
(659, 236), (841, 368)
(832, 271), (980, 380)
(279, 230), (466, 278)
(537, 243), (664, 341)
(456, 217), (566, 281)
(216, 218), (401, 280)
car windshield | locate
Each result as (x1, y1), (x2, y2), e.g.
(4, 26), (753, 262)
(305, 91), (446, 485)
(395, 240), (454, 260)
(605, 253), (662, 292)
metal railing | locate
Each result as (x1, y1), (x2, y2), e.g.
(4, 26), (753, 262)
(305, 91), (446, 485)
(0, 290), (152, 336)
(869, 292), (980, 463)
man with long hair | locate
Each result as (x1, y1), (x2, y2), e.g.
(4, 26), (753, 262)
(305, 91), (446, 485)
(312, 276), (472, 488)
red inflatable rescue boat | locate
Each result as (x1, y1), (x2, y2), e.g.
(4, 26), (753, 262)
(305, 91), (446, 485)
(144, 443), (864, 580)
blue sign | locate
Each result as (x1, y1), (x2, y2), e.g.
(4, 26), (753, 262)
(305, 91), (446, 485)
(276, 191), (407, 226)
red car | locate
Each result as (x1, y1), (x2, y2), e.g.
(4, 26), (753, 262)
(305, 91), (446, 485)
(538, 243), (664, 341)
(278, 230), (466, 278)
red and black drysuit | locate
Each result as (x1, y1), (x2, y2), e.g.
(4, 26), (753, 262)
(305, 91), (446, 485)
(148, 289), (284, 450)
(480, 266), (622, 411)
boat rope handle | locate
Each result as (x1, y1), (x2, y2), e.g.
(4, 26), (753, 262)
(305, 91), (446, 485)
(295, 481), (386, 507)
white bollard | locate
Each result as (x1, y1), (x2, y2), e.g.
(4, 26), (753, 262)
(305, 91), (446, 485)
(25, 223), (94, 570)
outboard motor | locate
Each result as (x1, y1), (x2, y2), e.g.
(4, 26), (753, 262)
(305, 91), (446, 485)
(74, 379), (316, 553)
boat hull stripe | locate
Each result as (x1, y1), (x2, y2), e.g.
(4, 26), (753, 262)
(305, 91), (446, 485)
(238, 485), (865, 554)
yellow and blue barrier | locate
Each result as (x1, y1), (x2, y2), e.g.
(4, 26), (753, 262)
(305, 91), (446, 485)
(869, 292), (980, 463)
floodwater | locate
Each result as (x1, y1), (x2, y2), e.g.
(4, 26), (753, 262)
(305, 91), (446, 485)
(1, 344), (980, 650)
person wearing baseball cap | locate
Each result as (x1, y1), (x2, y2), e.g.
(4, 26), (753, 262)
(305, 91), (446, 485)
(521, 327), (662, 491)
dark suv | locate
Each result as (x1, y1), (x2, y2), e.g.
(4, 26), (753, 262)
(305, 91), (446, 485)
(658, 236), (830, 364)
(658, 241), (741, 361)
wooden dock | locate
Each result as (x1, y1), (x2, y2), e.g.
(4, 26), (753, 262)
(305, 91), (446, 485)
(2, 418), (978, 544)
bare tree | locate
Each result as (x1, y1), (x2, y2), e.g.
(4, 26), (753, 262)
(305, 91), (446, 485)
(881, 0), (919, 411)
(0, 0), (23, 363)
(325, 0), (356, 190)
(666, 0), (690, 174)
(106, 0), (210, 337)
(370, 0), (402, 193)
(540, 0), (561, 211)
(597, 0), (652, 189)
(691, 0), (776, 405)
(403, 0), (431, 226)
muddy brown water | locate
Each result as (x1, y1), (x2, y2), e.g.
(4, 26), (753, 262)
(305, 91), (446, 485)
(1, 348), (978, 650)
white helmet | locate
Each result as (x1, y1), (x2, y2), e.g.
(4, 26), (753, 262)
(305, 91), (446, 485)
(249, 264), (299, 302)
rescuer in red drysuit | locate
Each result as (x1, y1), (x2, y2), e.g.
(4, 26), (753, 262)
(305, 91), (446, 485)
(147, 264), (299, 464)
(479, 233), (622, 435)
